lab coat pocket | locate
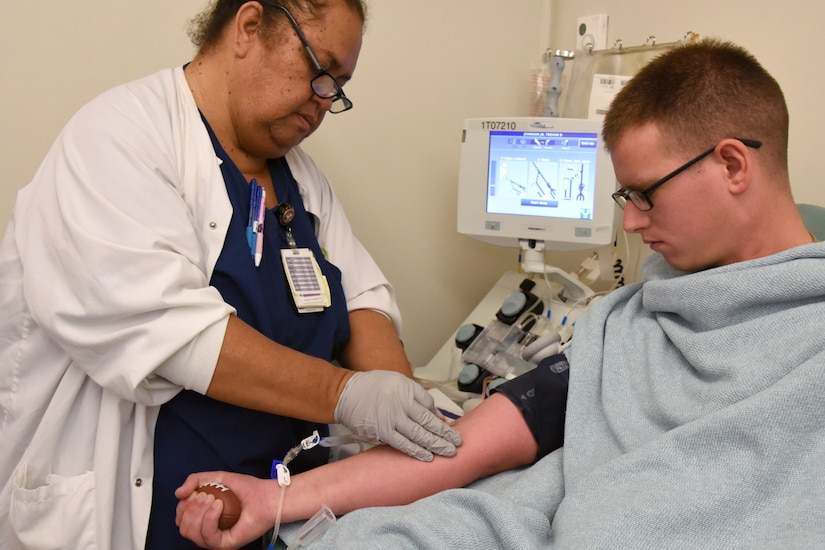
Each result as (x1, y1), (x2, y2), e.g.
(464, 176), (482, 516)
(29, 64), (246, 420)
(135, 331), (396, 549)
(9, 463), (98, 549)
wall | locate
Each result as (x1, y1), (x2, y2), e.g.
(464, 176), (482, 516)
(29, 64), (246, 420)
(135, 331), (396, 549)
(0, 0), (205, 222)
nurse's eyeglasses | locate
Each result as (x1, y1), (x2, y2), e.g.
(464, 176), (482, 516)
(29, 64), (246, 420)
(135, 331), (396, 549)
(263, 2), (353, 114)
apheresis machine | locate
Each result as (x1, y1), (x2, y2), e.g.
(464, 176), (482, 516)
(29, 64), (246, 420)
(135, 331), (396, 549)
(415, 116), (620, 415)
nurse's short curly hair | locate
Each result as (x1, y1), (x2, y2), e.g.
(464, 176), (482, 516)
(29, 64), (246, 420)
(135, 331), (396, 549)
(188, 0), (367, 51)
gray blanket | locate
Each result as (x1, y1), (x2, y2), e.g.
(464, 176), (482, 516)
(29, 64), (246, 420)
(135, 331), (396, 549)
(306, 243), (825, 549)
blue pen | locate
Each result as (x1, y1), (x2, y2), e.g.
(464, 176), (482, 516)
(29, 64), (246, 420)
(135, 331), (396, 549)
(247, 179), (261, 258)
(247, 179), (259, 252)
(254, 185), (265, 266)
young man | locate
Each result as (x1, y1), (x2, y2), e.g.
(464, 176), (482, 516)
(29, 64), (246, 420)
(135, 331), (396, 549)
(177, 38), (825, 549)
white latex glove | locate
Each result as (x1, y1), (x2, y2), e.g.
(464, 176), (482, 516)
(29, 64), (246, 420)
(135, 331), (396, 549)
(334, 370), (463, 461)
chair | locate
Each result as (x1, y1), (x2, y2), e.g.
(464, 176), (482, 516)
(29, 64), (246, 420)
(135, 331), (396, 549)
(797, 203), (825, 241)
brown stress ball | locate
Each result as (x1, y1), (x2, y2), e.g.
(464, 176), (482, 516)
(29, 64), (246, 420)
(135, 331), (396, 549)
(196, 482), (241, 530)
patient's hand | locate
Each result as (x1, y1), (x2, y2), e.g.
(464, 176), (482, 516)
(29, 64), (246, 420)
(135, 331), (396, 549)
(176, 471), (278, 549)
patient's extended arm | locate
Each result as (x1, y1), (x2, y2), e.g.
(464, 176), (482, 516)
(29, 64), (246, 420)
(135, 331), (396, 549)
(283, 393), (537, 520)
(176, 393), (537, 549)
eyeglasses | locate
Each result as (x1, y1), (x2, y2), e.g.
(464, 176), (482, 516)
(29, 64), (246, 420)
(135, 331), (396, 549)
(612, 138), (762, 211)
(264, 2), (353, 114)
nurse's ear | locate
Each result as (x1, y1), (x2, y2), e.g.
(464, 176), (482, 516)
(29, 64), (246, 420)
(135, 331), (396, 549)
(232, 1), (267, 58)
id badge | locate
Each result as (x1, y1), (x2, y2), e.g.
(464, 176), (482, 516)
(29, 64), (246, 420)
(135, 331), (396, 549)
(280, 248), (331, 313)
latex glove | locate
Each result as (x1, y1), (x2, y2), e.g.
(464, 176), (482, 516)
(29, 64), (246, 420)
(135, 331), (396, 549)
(334, 370), (463, 461)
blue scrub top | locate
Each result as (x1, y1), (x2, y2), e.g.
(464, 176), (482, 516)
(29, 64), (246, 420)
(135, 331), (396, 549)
(146, 119), (351, 548)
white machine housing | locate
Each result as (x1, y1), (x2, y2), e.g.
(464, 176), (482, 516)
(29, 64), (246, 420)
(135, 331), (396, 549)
(457, 117), (617, 251)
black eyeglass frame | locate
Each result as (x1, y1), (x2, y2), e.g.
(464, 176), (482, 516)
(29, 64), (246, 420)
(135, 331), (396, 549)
(263, 2), (353, 114)
(611, 138), (762, 211)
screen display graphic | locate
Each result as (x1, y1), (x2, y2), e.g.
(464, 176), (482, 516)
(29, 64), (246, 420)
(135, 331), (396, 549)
(486, 131), (598, 221)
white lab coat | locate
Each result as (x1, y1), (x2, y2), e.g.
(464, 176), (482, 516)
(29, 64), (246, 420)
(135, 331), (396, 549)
(0, 66), (400, 549)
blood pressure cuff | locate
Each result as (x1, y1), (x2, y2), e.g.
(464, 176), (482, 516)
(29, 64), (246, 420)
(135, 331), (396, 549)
(491, 353), (570, 461)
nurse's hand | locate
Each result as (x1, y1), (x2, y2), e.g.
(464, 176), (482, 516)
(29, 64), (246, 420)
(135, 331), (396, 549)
(334, 370), (463, 461)
(176, 471), (276, 549)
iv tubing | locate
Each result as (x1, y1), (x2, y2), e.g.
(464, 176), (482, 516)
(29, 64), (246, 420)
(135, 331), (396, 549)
(267, 431), (321, 549)
(268, 483), (287, 549)
(267, 430), (349, 548)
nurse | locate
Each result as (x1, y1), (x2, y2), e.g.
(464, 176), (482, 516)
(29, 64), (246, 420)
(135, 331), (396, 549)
(0, 1), (460, 548)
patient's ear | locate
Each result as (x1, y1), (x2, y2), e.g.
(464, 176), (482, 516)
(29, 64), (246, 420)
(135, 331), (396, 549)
(718, 139), (751, 196)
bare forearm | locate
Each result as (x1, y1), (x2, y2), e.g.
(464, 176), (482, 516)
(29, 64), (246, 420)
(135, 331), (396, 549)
(206, 315), (352, 424)
(280, 393), (537, 522)
(207, 310), (411, 422)
(338, 309), (412, 376)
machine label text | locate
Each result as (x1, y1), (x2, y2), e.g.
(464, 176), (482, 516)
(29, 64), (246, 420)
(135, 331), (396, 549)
(480, 120), (517, 130)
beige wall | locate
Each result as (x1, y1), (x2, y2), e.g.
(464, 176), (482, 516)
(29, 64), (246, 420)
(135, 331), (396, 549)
(2, 1), (824, 366)
(0, 0), (205, 221)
